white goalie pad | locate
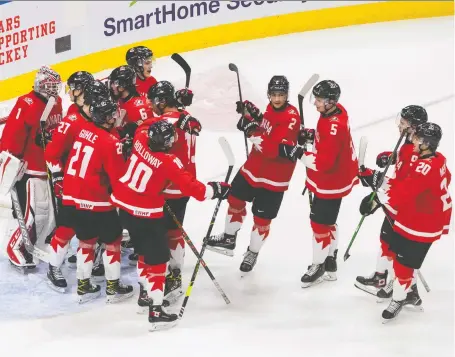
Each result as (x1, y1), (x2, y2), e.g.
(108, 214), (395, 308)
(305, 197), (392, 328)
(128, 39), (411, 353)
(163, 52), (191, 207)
(0, 177), (55, 265)
(0, 151), (27, 196)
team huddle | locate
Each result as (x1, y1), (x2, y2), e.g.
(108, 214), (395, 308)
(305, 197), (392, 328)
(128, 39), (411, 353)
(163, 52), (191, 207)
(0, 44), (451, 330)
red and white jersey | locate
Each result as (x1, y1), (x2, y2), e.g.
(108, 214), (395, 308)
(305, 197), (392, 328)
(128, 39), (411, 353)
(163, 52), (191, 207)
(111, 130), (209, 218)
(66, 103), (79, 117)
(240, 103), (300, 192)
(0, 91), (63, 176)
(305, 103), (359, 199)
(118, 94), (154, 129)
(45, 110), (87, 173)
(62, 120), (125, 212)
(380, 153), (452, 243)
(139, 110), (197, 199)
(136, 76), (157, 97)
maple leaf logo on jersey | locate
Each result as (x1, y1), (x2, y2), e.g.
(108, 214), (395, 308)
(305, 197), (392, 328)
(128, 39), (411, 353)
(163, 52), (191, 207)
(24, 97), (33, 105)
(68, 114), (77, 121)
(46, 161), (62, 173)
(134, 98), (144, 106)
(249, 135), (263, 152)
(288, 109), (297, 115)
(329, 117), (339, 122)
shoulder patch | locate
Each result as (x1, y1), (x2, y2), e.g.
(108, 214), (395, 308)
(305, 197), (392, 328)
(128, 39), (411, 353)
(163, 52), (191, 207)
(23, 97), (34, 105)
(329, 116), (339, 122)
(134, 98), (144, 106)
(287, 108), (298, 116)
(67, 114), (77, 122)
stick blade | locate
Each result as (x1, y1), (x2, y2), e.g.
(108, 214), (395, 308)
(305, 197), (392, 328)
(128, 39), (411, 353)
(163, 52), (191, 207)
(228, 63), (238, 72)
(40, 96), (56, 123)
(298, 74), (320, 98)
(218, 137), (235, 167)
(358, 136), (368, 167)
(171, 53), (191, 87)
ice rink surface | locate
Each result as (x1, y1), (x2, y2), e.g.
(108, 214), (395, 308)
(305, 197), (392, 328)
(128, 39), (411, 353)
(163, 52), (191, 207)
(0, 16), (453, 357)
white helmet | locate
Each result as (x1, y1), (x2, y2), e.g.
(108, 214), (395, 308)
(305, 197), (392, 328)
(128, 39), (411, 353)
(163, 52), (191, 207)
(33, 66), (62, 98)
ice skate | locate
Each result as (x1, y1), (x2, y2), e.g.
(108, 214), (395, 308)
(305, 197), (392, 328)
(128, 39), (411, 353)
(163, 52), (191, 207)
(354, 271), (388, 296)
(106, 279), (134, 303)
(382, 299), (405, 323)
(67, 254), (77, 269)
(9, 260), (36, 274)
(137, 282), (169, 314)
(404, 284), (424, 312)
(77, 278), (101, 304)
(324, 249), (338, 281)
(47, 264), (67, 293)
(148, 304), (178, 332)
(301, 264), (325, 288)
(206, 232), (236, 257)
(164, 268), (183, 304)
(128, 252), (138, 267)
(240, 247), (258, 276)
(376, 279), (394, 302)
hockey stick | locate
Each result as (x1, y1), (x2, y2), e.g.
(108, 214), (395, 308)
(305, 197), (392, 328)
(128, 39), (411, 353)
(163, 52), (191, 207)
(171, 53), (191, 88)
(297, 74), (319, 204)
(356, 136), (431, 292)
(344, 131), (406, 261)
(39, 96), (60, 227)
(179, 137), (235, 319)
(228, 63), (249, 158)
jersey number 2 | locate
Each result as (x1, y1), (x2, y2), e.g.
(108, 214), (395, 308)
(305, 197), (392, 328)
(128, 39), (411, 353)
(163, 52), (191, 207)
(67, 141), (94, 179)
(119, 154), (153, 193)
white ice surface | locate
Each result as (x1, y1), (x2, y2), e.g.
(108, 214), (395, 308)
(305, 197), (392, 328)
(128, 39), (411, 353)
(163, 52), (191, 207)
(0, 16), (453, 357)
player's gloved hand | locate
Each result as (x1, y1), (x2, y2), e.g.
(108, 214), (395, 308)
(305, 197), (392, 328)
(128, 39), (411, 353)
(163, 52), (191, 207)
(279, 143), (304, 163)
(52, 172), (64, 199)
(35, 128), (53, 146)
(298, 127), (315, 145)
(207, 181), (231, 200)
(176, 89), (194, 107)
(359, 193), (381, 216)
(358, 166), (382, 188)
(376, 151), (395, 168)
(236, 100), (263, 122)
(237, 115), (259, 136)
(177, 113), (202, 136)
(122, 122), (138, 139)
(120, 134), (134, 160)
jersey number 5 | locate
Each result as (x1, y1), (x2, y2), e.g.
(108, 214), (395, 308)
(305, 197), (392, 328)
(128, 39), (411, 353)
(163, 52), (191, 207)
(67, 141), (94, 179)
(119, 154), (153, 193)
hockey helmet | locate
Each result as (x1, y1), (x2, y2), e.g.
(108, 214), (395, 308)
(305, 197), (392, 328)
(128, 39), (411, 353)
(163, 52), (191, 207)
(148, 119), (177, 152)
(268, 75), (289, 94)
(312, 80), (341, 103)
(414, 122), (442, 152)
(67, 71), (94, 92)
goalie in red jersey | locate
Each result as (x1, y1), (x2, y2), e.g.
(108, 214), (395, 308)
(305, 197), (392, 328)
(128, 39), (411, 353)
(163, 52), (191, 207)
(359, 122), (452, 322)
(206, 76), (302, 274)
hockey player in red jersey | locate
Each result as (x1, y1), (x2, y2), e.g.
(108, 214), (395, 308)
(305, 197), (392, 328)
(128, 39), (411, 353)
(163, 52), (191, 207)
(0, 66), (63, 271)
(359, 122), (452, 321)
(143, 80), (201, 303)
(108, 65), (154, 137)
(299, 80), (359, 287)
(110, 120), (229, 330)
(206, 76), (302, 274)
(45, 79), (111, 291)
(126, 46), (194, 107)
(355, 105), (428, 298)
(58, 96), (132, 303)
(66, 71), (95, 116)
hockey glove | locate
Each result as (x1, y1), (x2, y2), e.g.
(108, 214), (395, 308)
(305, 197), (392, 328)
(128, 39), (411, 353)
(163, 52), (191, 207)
(236, 100), (263, 122)
(122, 122), (138, 139)
(237, 116), (259, 136)
(359, 193), (382, 216)
(177, 113), (202, 136)
(35, 127), (53, 147)
(278, 143), (304, 163)
(376, 151), (396, 168)
(176, 89), (194, 107)
(120, 134), (134, 160)
(207, 181), (231, 200)
(358, 166), (382, 189)
(52, 172), (64, 199)
(298, 127), (315, 145)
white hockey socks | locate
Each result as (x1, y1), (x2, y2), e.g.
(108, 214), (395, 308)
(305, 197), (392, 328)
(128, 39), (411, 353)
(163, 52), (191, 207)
(145, 262), (167, 306)
(249, 216), (271, 253)
(328, 224), (338, 257)
(76, 238), (97, 280)
(168, 229), (185, 271)
(224, 197), (246, 236)
(311, 221), (332, 264)
(103, 237), (122, 281)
